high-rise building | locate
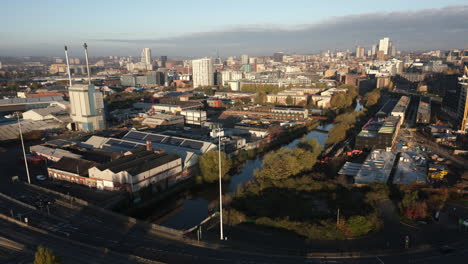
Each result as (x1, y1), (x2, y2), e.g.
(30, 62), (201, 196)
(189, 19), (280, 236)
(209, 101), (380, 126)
(377, 50), (385, 61)
(192, 58), (214, 88)
(141, 48), (151, 65)
(159, 56), (167, 68)
(69, 84), (106, 131)
(389, 44), (397, 57)
(355, 46), (365, 58)
(241, 54), (249, 65)
(371, 44), (377, 56)
(379, 37), (390, 55)
(273, 52), (284, 62)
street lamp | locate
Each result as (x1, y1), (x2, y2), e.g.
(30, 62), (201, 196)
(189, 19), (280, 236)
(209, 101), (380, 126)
(217, 128), (224, 240)
(16, 112), (31, 184)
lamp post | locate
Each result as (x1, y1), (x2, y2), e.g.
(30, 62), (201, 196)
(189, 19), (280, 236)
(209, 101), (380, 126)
(218, 128), (224, 240)
(17, 112), (31, 184)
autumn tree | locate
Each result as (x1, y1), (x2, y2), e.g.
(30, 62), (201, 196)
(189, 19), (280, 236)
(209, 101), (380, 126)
(34, 246), (61, 264)
(198, 150), (232, 183)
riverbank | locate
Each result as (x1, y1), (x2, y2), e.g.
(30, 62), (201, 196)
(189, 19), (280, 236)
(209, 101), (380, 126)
(125, 121), (331, 230)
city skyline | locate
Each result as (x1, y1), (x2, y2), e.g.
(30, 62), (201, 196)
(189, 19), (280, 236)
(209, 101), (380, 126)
(1, 2), (468, 57)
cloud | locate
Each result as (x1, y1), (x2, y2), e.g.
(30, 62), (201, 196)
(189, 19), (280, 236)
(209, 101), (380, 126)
(91, 5), (468, 56)
(2, 5), (468, 57)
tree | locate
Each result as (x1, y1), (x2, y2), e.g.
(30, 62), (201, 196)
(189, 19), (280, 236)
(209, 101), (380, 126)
(325, 123), (351, 145)
(267, 124), (284, 138)
(30, 82), (43, 90)
(254, 91), (266, 104)
(285, 95), (294, 105)
(346, 215), (374, 237)
(6, 81), (19, 91)
(198, 150), (232, 183)
(330, 93), (347, 109)
(363, 89), (381, 108)
(34, 246), (61, 264)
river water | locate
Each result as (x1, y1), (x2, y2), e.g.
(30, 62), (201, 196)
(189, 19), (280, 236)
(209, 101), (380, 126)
(158, 123), (333, 230)
(155, 100), (363, 230)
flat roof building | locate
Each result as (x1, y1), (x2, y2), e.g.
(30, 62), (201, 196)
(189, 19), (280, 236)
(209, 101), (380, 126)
(355, 150), (396, 184)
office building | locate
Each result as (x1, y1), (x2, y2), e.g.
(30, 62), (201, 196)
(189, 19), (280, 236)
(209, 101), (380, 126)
(69, 84), (106, 131)
(273, 52), (284, 62)
(355, 46), (365, 58)
(241, 54), (249, 65)
(192, 58), (214, 88)
(141, 48), (151, 65)
(379, 37), (390, 55)
(159, 56), (167, 68)
(371, 44), (377, 56)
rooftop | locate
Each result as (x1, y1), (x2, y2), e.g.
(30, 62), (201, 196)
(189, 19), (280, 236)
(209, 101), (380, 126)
(393, 152), (427, 184)
(96, 150), (179, 176)
(0, 96), (64, 106)
(49, 157), (97, 177)
(355, 150), (397, 184)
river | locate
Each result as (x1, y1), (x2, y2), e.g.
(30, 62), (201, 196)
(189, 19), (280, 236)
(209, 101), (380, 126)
(157, 123), (333, 230)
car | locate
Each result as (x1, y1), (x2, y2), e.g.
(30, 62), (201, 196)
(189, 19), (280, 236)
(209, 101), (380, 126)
(36, 175), (47, 181)
(463, 219), (468, 227)
(439, 245), (455, 254)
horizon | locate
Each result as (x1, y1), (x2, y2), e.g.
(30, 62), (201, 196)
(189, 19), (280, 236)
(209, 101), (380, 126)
(1, 1), (468, 57)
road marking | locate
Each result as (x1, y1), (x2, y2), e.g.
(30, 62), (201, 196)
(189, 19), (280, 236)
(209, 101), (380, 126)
(400, 221), (420, 229)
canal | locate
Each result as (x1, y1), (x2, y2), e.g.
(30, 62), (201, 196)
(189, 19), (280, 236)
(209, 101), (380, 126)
(156, 123), (333, 230)
(151, 100), (363, 230)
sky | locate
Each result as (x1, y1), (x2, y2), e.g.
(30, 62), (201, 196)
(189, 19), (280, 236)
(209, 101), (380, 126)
(1, 0), (468, 57)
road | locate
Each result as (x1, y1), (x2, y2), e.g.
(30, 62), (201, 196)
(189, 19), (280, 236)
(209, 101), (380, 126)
(1, 183), (468, 263)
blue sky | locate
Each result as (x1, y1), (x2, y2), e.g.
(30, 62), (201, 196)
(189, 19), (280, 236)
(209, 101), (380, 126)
(1, 0), (467, 56)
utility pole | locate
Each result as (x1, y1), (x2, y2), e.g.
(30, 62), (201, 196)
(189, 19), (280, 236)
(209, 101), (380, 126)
(17, 112), (31, 184)
(218, 128), (224, 240)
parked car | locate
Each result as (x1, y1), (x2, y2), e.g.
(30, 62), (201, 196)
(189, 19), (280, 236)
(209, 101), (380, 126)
(36, 175), (47, 181)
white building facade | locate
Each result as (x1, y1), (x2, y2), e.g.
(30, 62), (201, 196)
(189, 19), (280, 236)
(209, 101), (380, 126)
(69, 84), (106, 131)
(192, 58), (214, 88)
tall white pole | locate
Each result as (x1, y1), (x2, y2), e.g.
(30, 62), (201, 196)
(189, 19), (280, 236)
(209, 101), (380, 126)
(83, 43), (91, 85)
(17, 112), (31, 184)
(218, 129), (224, 240)
(64, 46), (72, 87)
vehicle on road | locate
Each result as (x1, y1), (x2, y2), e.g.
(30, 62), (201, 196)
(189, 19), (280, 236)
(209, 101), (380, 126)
(463, 219), (468, 227)
(36, 175), (47, 181)
(439, 245), (455, 254)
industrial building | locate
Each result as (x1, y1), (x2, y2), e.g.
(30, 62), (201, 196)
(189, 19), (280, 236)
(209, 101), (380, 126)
(355, 116), (400, 150)
(416, 97), (431, 124)
(390, 96), (410, 122)
(88, 149), (182, 191)
(393, 152), (427, 184)
(271, 107), (308, 120)
(180, 110), (207, 126)
(354, 150), (397, 184)
(83, 131), (216, 170)
(69, 84), (106, 131)
(141, 114), (184, 128)
(0, 96), (65, 113)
